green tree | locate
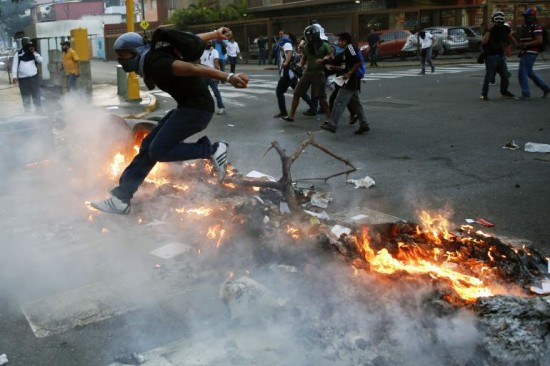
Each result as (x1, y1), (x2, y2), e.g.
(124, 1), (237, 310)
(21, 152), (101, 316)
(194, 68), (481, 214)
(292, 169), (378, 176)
(0, 0), (32, 39)
(170, 0), (249, 30)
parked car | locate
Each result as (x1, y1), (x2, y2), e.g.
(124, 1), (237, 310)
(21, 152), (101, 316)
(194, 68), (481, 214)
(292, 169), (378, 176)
(423, 26), (469, 54)
(461, 26), (483, 51)
(401, 31), (443, 58)
(358, 29), (413, 61)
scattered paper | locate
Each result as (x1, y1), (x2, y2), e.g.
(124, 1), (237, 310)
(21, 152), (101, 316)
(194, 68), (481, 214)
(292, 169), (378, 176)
(304, 209), (330, 220)
(280, 201), (290, 214)
(246, 170), (277, 182)
(105, 106), (119, 110)
(310, 192), (332, 208)
(150, 242), (191, 259)
(334, 76), (348, 87)
(347, 176), (375, 189)
(0, 354), (7, 366)
(530, 280), (550, 294)
(465, 219), (475, 224)
(525, 142), (550, 153)
(475, 218), (495, 227)
(227, 124), (235, 127)
(331, 224), (352, 238)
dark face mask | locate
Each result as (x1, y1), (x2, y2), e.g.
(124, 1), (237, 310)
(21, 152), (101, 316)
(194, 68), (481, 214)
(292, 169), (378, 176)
(119, 55), (140, 73)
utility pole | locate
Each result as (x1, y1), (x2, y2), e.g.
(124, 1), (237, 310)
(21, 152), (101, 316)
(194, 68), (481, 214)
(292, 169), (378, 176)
(126, 0), (141, 101)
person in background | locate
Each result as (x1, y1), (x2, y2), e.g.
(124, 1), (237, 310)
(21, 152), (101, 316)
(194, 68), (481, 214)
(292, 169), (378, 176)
(11, 37), (42, 113)
(226, 37), (242, 73)
(280, 25), (332, 123)
(417, 30), (435, 74)
(516, 7), (550, 99)
(366, 28), (380, 67)
(256, 35), (268, 65)
(61, 41), (80, 93)
(320, 32), (370, 135)
(91, 27), (249, 215)
(212, 36), (229, 72)
(200, 41), (226, 115)
(480, 11), (516, 101)
(274, 32), (313, 118)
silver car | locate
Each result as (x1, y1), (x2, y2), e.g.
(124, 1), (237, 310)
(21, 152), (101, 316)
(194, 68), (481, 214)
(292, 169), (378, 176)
(424, 26), (469, 54)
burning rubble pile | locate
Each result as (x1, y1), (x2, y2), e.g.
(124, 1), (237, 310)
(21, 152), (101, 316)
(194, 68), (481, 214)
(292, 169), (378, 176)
(92, 137), (550, 366)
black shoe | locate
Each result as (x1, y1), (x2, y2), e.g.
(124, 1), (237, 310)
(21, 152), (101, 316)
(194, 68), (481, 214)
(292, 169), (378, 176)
(317, 108), (325, 115)
(273, 112), (287, 118)
(320, 122), (336, 133)
(480, 95), (489, 101)
(543, 89), (550, 98)
(419, 70), (426, 74)
(349, 115), (359, 125)
(302, 109), (316, 117)
(281, 116), (295, 122)
(354, 125), (370, 135)
(501, 91), (515, 98)
(431, 66), (435, 73)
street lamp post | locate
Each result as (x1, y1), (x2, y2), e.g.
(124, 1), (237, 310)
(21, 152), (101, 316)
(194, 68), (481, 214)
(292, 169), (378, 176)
(125, 0), (141, 101)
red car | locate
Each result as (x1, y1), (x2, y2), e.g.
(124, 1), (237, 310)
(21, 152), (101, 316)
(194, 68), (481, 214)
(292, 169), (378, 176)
(358, 29), (413, 61)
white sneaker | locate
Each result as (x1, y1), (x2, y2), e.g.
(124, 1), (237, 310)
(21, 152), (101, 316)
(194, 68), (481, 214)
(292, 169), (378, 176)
(211, 141), (229, 183)
(91, 195), (131, 214)
(217, 108), (225, 115)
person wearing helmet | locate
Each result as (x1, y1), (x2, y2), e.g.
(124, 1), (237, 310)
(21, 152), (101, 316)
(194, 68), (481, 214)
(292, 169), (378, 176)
(11, 37), (43, 113)
(479, 11), (516, 101)
(516, 7), (550, 99)
(91, 27), (250, 214)
(280, 25), (332, 122)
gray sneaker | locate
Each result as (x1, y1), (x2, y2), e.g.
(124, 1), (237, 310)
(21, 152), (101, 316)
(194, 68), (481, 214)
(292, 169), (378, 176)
(91, 195), (131, 215)
(211, 141), (229, 183)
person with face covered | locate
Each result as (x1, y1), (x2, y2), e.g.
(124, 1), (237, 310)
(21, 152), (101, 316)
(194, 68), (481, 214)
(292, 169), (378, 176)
(480, 11), (517, 101)
(11, 37), (43, 113)
(60, 41), (80, 93)
(517, 7), (550, 99)
(200, 41), (226, 115)
(280, 25), (332, 123)
(91, 27), (249, 214)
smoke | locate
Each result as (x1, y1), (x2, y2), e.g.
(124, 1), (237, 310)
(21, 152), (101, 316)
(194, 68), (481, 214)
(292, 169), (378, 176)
(0, 101), (483, 365)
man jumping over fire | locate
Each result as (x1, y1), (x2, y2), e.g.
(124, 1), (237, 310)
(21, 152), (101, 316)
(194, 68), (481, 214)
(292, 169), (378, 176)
(91, 27), (249, 214)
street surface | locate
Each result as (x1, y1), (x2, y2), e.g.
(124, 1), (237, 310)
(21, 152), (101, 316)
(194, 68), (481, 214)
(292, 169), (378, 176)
(1, 54), (550, 365)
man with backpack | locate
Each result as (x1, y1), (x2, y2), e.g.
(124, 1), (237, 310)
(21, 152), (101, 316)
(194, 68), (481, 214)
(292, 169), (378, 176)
(11, 37), (43, 113)
(517, 7), (550, 99)
(273, 32), (314, 118)
(91, 27), (249, 214)
(320, 32), (370, 135)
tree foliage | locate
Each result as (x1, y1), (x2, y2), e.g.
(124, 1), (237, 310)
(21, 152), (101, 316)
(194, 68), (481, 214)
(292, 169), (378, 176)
(169, 0), (249, 30)
(0, 0), (33, 39)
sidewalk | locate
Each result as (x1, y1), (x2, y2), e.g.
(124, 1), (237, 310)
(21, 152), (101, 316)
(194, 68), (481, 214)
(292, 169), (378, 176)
(1, 55), (480, 121)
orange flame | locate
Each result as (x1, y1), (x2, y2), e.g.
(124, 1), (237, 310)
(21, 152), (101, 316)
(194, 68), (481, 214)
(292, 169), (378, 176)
(207, 224), (226, 247)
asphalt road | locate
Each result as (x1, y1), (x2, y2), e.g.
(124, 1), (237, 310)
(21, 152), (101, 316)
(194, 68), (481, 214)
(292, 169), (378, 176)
(144, 58), (550, 254)
(1, 55), (550, 365)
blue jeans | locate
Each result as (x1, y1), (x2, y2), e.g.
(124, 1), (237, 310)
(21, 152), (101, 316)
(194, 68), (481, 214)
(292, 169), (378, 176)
(219, 59), (227, 72)
(228, 56), (237, 73)
(518, 52), (550, 98)
(204, 78), (225, 109)
(66, 73), (77, 92)
(112, 107), (213, 202)
(420, 47), (433, 72)
(258, 49), (266, 65)
(482, 54), (509, 96)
